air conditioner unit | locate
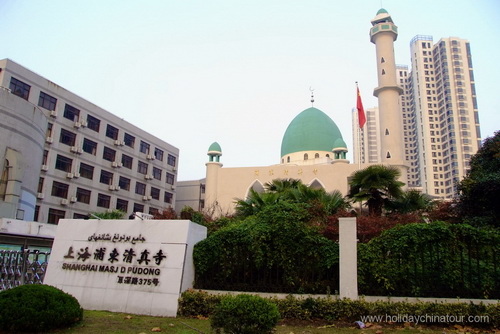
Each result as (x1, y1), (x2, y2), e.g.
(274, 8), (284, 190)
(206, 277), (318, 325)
(41, 165), (49, 171)
(142, 195), (149, 201)
(77, 148), (83, 154)
(114, 186), (121, 191)
(109, 185), (116, 191)
(50, 110), (57, 117)
(70, 146), (79, 153)
(172, 168), (177, 172)
(144, 174), (153, 180)
(111, 161), (123, 168)
(45, 136), (53, 144)
(114, 140), (121, 146)
(73, 172), (80, 178)
(66, 173), (74, 179)
(147, 155), (155, 160)
(79, 120), (88, 128)
(74, 122), (81, 128)
(61, 199), (69, 205)
(70, 196), (77, 203)
(37, 193), (44, 199)
(147, 196), (152, 201)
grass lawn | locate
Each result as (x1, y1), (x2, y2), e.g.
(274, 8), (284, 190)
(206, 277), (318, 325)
(51, 310), (491, 334)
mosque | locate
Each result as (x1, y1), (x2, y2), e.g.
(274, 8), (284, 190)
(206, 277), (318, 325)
(175, 9), (409, 216)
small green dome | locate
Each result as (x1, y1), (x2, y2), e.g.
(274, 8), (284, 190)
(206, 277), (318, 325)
(281, 107), (345, 157)
(377, 8), (388, 15)
(208, 142), (222, 154)
(333, 138), (347, 149)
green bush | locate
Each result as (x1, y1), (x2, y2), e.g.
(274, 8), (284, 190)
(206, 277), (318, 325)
(0, 284), (83, 332)
(210, 294), (280, 334)
(179, 290), (498, 328)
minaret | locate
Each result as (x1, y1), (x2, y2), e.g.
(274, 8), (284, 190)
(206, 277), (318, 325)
(370, 9), (404, 165)
(205, 142), (222, 213)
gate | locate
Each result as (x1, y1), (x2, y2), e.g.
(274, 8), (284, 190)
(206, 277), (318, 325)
(0, 249), (51, 290)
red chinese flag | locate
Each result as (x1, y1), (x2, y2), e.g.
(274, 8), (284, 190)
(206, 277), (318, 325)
(357, 87), (366, 128)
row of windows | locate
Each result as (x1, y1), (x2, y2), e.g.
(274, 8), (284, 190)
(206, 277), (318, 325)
(40, 202), (168, 225)
(43, 179), (174, 204)
(51, 154), (176, 185)
(10, 76), (176, 166)
(50, 126), (176, 167)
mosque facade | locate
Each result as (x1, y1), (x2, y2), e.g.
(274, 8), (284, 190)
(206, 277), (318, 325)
(175, 9), (409, 216)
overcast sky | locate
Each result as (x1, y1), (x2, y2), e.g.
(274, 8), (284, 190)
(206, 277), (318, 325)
(1, 0), (499, 181)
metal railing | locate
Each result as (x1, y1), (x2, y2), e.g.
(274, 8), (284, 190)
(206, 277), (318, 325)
(0, 250), (50, 290)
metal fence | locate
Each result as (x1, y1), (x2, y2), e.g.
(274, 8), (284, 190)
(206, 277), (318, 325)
(0, 250), (50, 290)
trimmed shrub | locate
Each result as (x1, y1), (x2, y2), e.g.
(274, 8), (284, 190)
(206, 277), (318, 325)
(179, 290), (499, 328)
(0, 284), (83, 332)
(210, 294), (280, 334)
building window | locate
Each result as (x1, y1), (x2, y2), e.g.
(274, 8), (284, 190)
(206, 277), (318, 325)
(97, 193), (111, 208)
(153, 167), (162, 180)
(135, 182), (146, 196)
(80, 163), (94, 179)
(38, 92), (57, 111)
(47, 208), (65, 224)
(304, 153), (308, 160)
(287, 156), (290, 163)
(315, 153), (320, 158)
(385, 129), (390, 135)
(122, 154), (133, 169)
(73, 213), (88, 219)
(119, 176), (131, 191)
(164, 191), (173, 204)
(100, 170), (113, 185)
(151, 187), (160, 200)
(154, 148), (164, 161)
(140, 141), (150, 154)
(103, 147), (116, 162)
(82, 138), (97, 155)
(51, 181), (69, 198)
(87, 115), (100, 132)
(55, 155), (73, 172)
(149, 207), (159, 216)
(34, 205), (40, 222)
(9, 77), (30, 100)
(381, 57), (385, 63)
(38, 177), (44, 193)
(138, 161), (148, 175)
(116, 198), (128, 212)
(59, 129), (76, 146)
(166, 172), (175, 185)
(46, 123), (53, 137)
(381, 69), (386, 75)
(106, 124), (119, 140)
(76, 187), (91, 204)
(124, 133), (135, 148)
(133, 203), (144, 213)
(63, 104), (80, 121)
(167, 154), (176, 167)
(386, 152), (391, 158)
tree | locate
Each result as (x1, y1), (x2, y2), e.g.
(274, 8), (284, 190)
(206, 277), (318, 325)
(91, 209), (126, 219)
(348, 165), (405, 216)
(386, 189), (435, 214)
(458, 131), (500, 227)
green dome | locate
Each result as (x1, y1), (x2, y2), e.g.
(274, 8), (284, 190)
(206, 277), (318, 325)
(208, 142), (222, 154)
(333, 138), (347, 149)
(377, 8), (388, 15)
(280, 107), (345, 157)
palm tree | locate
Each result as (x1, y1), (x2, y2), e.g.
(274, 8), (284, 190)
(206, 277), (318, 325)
(387, 189), (435, 214)
(234, 189), (279, 217)
(348, 165), (405, 216)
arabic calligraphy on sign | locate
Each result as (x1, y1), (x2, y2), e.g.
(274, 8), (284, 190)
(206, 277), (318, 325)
(87, 233), (146, 244)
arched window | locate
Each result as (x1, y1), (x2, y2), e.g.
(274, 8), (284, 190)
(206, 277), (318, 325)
(287, 156), (290, 163)
(314, 153), (319, 158)
(304, 153), (308, 160)
(382, 69), (386, 75)
(386, 152), (391, 159)
(326, 154), (330, 158)
(381, 57), (385, 63)
(385, 128), (390, 135)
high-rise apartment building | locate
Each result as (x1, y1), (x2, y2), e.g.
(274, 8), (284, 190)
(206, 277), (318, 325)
(353, 33), (481, 199)
(409, 36), (480, 198)
(352, 107), (380, 164)
(0, 59), (179, 223)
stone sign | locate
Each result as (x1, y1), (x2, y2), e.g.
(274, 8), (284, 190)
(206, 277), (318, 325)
(44, 219), (207, 316)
